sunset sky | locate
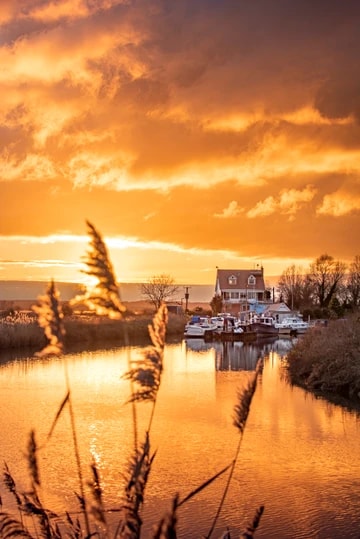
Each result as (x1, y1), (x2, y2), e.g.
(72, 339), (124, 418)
(1, 0), (360, 286)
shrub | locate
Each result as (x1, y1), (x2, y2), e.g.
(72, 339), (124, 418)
(286, 314), (360, 400)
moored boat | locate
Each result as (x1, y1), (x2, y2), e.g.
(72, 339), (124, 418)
(248, 315), (278, 335)
(212, 315), (257, 342)
(184, 316), (218, 339)
(275, 316), (309, 335)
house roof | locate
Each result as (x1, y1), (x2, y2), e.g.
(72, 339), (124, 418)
(264, 302), (291, 313)
(216, 268), (265, 291)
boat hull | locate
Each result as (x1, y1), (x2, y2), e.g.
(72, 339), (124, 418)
(184, 329), (215, 339)
(275, 317), (309, 335)
(248, 322), (278, 335)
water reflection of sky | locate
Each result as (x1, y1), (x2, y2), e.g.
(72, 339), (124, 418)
(1, 340), (360, 538)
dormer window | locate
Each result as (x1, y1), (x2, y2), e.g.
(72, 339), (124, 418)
(248, 275), (256, 286)
(228, 275), (237, 285)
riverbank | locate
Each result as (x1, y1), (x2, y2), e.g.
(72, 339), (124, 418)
(0, 311), (187, 351)
(286, 313), (360, 404)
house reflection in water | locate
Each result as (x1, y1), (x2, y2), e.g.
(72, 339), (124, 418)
(216, 341), (255, 371)
(215, 338), (278, 371)
(183, 337), (278, 371)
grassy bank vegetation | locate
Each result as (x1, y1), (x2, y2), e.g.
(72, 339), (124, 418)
(0, 311), (187, 350)
(286, 313), (360, 403)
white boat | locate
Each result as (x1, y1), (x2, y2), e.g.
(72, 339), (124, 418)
(210, 315), (227, 329)
(275, 316), (309, 334)
(184, 316), (218, 338)
(211, 315), (244, 333)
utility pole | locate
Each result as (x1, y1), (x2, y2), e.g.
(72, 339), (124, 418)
(184, 286), (190, 313)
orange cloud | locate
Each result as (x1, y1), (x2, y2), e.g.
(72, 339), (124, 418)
(317, 191), (360, 217)
(214, 201), (243, 219)
(247, 186), (317, 219)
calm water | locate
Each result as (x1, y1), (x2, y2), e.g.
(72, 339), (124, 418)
(1, 338), (360, 538)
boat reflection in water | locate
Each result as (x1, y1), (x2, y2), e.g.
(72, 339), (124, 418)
(185, 336), (278, 371)
(183, 337), (216, 353)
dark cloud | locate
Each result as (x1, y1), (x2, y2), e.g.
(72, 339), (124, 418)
(0, 124), (25, 147)
(315, 72), (360, 122)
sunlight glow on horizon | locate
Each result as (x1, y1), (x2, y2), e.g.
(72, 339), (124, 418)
(0, 233), (320, 285)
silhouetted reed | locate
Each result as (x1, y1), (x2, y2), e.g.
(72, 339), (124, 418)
(32, 280), (65, 357)
(205, 359), (264, 539)
(1, 221), (264, 538)
(72, 220), (126, 320)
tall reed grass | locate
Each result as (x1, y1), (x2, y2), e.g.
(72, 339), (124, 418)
(0, 312), (45, 349)
(0, 311), (186, 350)
(0, 221), (264, 538)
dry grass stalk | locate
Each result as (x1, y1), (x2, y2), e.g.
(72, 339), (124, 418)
(32, 278), (90, 536)
(123, 346), (163, 404)
(3, 464), (22, 509)
(239, 505), (264, 539)
(206, 359), (264, 539)
(25, 431), (40, 488)
(148, 304), (168, 351)
(88, 461), (107, 529)
(123, 304), (167, 403)
(45, 392), (70, 443)
(123, 303), (167, 441)
(177, 464), (232, 508)
(152, 494), (178, 539)
(65, 511), (82, 539)
(73, 221), (125, 320)
(21, 490), (60, 539)
(233, 359), (263, 435)
(0, 513), (34, 539)
(32, 281), (65, 357)
(3, 463), (61, 539)
(116, 433), (155, 539)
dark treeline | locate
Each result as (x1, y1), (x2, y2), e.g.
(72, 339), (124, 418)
(277, 253), (360, 319)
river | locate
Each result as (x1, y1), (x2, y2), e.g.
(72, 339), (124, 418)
(0, 337), (359, 538)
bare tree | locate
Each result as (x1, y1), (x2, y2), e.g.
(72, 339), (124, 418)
(301, 274), (315, 309)
(309, 254), (347, 308)
(141, 274), (179, 310)
(277, 264), (309, 310)
(347, 255), (360, 308)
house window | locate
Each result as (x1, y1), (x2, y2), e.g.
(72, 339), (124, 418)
(228, 275), (237, 285)
(230, 292), (239, 299)
(248, 275), (256, 286)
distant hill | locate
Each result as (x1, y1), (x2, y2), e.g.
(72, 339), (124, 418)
(0, 278), (279, 305)
(0, 281), (80, 302)
(0, 281), (215, 303)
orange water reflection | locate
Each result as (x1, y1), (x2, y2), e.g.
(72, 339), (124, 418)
(1, 340), (360, 538)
